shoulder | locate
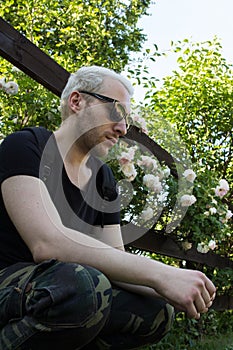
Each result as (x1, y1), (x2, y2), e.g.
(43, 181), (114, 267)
(0, 127), (52, 155)
(1, 127), (51, 148)
(0, 127), (52, 184)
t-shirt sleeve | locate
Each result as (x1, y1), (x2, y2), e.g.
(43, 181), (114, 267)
(98, 163), (121, 225)
(0, 130), (41, 185)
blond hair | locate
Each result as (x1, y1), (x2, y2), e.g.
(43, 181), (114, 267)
(60, 66), (134, 119)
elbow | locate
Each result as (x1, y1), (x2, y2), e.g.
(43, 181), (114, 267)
(32, 242), (57, 263)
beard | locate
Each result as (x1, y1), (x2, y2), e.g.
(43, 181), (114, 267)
(72, 105), (116, 158)
(76, 128), (112, 159)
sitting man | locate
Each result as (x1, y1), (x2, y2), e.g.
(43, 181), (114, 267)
(0, 66), (215, 349)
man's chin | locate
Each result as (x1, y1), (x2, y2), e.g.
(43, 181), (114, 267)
(90, 144), (110, 158)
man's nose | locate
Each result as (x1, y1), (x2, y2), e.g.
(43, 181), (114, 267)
(113, 119), (127, 136)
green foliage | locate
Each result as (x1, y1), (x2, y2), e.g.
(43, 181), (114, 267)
(0, 0), (150, 72)
(142, 310), (233, 350)
(0, 67), (60, 136)
(147, 38), (233, 182)
(134, 38), (233, 260)
(0, 0), (151, 135)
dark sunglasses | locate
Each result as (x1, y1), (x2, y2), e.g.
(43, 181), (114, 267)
(79, 90), (130, 127)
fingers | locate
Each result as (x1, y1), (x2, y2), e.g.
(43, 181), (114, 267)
(194, 297), (208, 315)
(205, 291), (216, 308)
(205, 277), (216, 298)
(187, 275), (216, 319)
(201, 287), (213, 307)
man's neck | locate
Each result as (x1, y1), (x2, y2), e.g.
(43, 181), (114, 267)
(54, 123), (89, 166)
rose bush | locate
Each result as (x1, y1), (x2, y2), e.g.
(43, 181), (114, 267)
(106, 114), (232, 263)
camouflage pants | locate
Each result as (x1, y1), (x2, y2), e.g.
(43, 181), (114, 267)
(0, 259), (174, 350)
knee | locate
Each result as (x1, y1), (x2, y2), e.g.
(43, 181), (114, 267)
(147, 302), (174, 343)
(137, 300), (174, 346)
(162, 303), (174, 335)
(25, 261), (112, 329)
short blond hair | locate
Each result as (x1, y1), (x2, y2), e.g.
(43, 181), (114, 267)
(60, 66), (134, 119)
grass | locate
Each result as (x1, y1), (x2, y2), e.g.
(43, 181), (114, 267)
(142, 330), (233, 350)
(195, 332), (233, 350)
(142, 310), (233, 350)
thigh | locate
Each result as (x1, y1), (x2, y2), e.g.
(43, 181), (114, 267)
(0, 259), (112, 328)
(0, 260), (113, 350)
(0, 261), (39, 328)
(24, 260), (112, 328)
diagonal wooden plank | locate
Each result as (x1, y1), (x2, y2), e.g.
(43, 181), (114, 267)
(128, 228), (233, 269)
(0, 17), (70, 96)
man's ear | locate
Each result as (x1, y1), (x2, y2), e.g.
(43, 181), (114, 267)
(68, 91), (83, 113)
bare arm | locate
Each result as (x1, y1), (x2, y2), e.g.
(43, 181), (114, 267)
(2, 175), (216, 319)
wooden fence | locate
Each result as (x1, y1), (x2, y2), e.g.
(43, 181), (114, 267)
(0, 17), (232, 311)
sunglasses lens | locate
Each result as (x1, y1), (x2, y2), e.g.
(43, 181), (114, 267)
(110, 102), (127, 122)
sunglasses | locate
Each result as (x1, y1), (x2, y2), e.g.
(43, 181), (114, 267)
(79, 90), (130, 127)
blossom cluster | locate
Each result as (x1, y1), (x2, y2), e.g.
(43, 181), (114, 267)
(204, 179), (232, 223)
(180, 169), (197, 207)
(214, 179), (230, 198)
(197, 239), (217, 254)
(183, 178), (232, 254)
(116, 142), (170, 187)
(182, 239), (217, 254)
(0, 76), (19, 95)
(112, 139), (171, 224)
(129, 114), (149, 134)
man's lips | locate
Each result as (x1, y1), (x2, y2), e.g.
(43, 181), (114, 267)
(105, 136), (118, 145)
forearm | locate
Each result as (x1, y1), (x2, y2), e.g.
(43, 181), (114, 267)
(112, 281), (163, 299)
(34, 222), (162, 289)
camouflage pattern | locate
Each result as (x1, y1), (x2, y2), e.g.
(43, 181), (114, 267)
(0, 259), (174, 349)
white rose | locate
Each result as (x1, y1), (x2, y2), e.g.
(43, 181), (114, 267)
(137, 156), (158, 171)
(141, 207), (154, 221)
(4, 81), (19, 95)
(131, 115), (148, 134)
(118, 146), (137, 165)
(163, 167), (171, 178)
(214, 179), (230, 198)
(208, 239), (216, 250)
(209, 207), (217, 215)
(120, 162), (137, 181)
(197, 243), (209, 254)
(219, 179), (229, 190)
(180, 194), (197, 207)
(183, 169), (196, 182)
(143, 174), (162, 193)
(226, 210), (233, 220)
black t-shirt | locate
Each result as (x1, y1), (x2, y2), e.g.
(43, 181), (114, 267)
(0, 128), (120, 269)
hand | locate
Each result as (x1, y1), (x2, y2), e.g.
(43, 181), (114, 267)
(154, 266), (216, 319)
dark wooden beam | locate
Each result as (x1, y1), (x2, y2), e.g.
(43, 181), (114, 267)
(128, 228), (233, 269)
(211, 295), (233, 311)
(0, 17), (70, 96)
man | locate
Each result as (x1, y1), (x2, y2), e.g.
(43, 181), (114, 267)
(0, 66), (215, 349)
